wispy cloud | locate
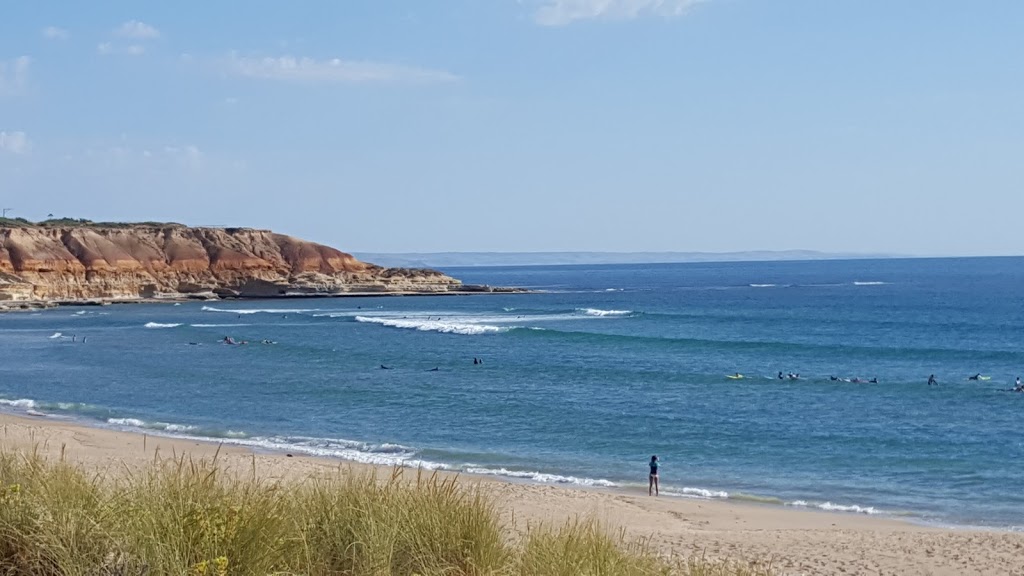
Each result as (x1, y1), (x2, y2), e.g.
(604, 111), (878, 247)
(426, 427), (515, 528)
(223, 53), (458, 84)
(115, 20), (160, 39)
(42, 26), (70, 40)
(535, 0), (703, 26)
(97, 42), (147, 56)
(0, 56), (30, 95)
(84, 141), (204, 171)
(0, 131), (31, 155)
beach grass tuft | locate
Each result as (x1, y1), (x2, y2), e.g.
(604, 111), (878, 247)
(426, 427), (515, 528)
(0, 451), (770, 575)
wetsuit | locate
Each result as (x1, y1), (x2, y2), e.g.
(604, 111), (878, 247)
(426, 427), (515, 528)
(649, 460), (659, 477)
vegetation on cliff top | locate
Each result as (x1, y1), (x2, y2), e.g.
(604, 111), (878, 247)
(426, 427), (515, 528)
(0, 217), (188, 229)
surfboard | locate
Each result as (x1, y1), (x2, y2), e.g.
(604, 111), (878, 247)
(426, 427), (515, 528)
(726, 374), (744, 380)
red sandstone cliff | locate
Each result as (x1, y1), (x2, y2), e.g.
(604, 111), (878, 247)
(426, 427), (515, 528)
(0, 225), (469, 304)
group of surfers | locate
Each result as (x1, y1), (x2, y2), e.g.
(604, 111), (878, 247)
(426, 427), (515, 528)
(725, 372), (1023, 389)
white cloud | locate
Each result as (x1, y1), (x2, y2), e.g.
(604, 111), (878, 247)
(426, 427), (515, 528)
(42, 26), (70, 40)
(0, 131), (31, 155)
(84, 141), (204, 171)
(97, 42), (146, 57)
(163, 145), (203, 169)
(224, 53), (458, 84)
(115, 20), (161, 39)
(0, 56), (30, 95)
(535, 0), (702, 26)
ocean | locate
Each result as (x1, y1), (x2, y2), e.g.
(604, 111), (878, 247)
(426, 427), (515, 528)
(1, 257), (1023, 530)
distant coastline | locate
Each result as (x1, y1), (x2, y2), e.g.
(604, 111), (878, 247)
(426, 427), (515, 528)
(354, 250), (909, 268)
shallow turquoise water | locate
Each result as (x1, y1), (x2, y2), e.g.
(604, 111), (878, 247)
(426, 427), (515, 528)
(1, 257), (1023, 528)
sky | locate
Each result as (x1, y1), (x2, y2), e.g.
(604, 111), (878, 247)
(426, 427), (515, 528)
(0, 1), (1022, 257)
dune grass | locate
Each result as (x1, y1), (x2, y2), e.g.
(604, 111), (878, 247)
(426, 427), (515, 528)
(0, 451), (771, 575)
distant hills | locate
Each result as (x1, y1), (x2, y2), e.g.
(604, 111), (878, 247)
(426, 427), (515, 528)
(353, 251), (905, 268)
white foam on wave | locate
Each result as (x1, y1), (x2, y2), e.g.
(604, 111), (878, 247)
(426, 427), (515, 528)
(144, 322), (182, 329)
(48, 332), (63, 339)
(463, 466), (617, 487)
(853, 281), (887, 286)
(106, 418), (223, 436)
(577, 308), (633, 317)
(190, 324), (249, 328)
(355, 316), (508, 336)
(749, 284), (777, 288)
(788, 500), (883, 515)
(664, 487), (730, 499)
(108, 417), (146, 427)
(202, 306), (319, 315)
(232, 435), (445, 468)
(0, 398), (37, 409)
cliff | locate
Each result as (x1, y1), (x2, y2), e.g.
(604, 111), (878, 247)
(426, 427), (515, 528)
(0, 224), (486, 306)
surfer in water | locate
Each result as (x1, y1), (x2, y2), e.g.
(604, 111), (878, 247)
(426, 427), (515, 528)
(648, 455), (660, 496)
(927, 374), (937, 386)
(778, 371), (784, 380)
(968, 373), (982, 381)
(380, 364), (392, 370)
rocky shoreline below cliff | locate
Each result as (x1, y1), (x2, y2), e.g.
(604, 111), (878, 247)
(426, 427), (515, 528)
(0, 222), (522, 311)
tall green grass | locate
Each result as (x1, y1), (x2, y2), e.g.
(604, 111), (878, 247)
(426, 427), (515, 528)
(0, 451), (771, 575)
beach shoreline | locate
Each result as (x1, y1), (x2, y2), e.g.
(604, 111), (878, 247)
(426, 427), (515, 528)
(1, 412), (1021, 575)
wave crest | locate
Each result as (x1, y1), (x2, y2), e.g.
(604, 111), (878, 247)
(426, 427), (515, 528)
(144, 322), (181, 329)
(355, 316), (508, 336)
(788, 500), (883, 515)
(577, 308), (633, 317)
(463, 466), (617, 487)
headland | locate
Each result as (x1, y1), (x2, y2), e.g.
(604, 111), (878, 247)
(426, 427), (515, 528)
(0, 219), (517, 311)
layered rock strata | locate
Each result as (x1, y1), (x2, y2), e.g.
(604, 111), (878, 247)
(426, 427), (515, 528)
(0, 225), (485, 304)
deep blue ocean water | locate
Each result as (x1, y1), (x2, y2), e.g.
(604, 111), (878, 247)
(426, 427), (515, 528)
(2, 257), (1023, 529)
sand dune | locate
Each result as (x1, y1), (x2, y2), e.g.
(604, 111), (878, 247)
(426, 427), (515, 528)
(0, 413), (1020, 576)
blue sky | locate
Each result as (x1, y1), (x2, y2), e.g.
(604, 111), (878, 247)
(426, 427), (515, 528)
(1, 1), (1022, 256)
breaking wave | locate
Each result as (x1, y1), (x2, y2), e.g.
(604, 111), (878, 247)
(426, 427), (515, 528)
(106, 418), (246, 438)
(0, 398), (37, 409)
(788, 500), (884, 515)
(463, 466), (617, 487)
(144, 322), (181, 329)
(354, 316), (509, 336)
(577, 308), (633, 317)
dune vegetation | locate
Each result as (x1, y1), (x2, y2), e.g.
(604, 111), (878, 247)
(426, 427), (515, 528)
(0, 450), (771, 575)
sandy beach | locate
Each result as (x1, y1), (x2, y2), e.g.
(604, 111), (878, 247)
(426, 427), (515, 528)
(0, 413), (1020, 576)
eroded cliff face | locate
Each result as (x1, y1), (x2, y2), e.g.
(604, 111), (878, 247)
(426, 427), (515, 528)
(0, 226), (462, 302)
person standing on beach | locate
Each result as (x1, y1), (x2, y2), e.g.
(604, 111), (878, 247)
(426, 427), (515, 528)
(648, 455), (660, 496)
